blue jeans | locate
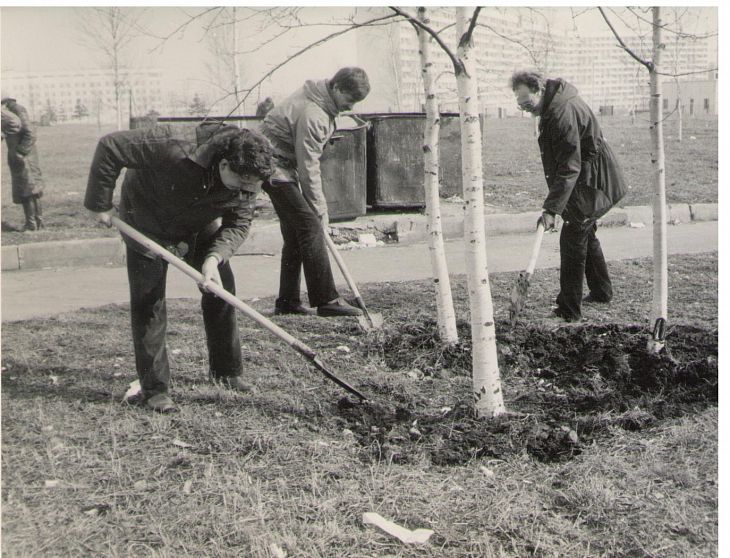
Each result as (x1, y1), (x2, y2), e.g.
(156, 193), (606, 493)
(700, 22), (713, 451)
(126, 239), (242, 398)
(262, 180), (338, 308)
(556, 220), (613, 320)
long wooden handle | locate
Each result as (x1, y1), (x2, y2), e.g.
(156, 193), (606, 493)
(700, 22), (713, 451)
(111, 216), (367, 400)
(323, 229), (380, 327)
(112, 217), (309, 348)
(525, 222), (545, 275)
(323, 231), (363, 300)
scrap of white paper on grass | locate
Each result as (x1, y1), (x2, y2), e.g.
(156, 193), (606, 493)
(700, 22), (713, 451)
(362, 512), (434, 544)
(122, 380), (141, 402)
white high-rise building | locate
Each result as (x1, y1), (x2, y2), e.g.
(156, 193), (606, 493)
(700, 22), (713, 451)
(1, 68), (165, 123)
(349, 7), (716, 117)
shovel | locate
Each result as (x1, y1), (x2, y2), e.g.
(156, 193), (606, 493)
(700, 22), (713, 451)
(323, 230), (384, 331)
(111, 216), (368, 401)
(508, 221), (545, 325)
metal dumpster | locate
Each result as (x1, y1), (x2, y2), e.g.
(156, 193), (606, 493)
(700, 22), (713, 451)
(319, 117), (368, 221)
(128, 115), (367, 220)
(360, 112), (464, 208)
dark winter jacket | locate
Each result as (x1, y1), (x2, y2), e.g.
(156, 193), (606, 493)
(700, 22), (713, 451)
(538, 79), (627, 223)
(260, 79), (340, 216)
(1, 98), (45, 203)
(84, 123), (258, 262)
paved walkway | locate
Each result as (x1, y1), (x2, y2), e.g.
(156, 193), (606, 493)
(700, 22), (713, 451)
(1, 221), (717, 322)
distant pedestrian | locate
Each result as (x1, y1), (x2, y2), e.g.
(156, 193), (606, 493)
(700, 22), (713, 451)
(260, 67), (370, 317)
(1, 95), (45, 231)
(84, 123), (274, 412)
(510, 70), (628, 322)
(256, 97), (275, 118)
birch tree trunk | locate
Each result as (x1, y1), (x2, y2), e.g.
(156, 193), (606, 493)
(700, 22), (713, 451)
(417, 7), (458, 345)
(648, 6), (668, 353)
(455, 7), (505, 417)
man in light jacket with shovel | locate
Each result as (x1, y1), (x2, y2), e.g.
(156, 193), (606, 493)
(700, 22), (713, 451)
(511, 70), (628, 322)
(260, 67), (370, 318)
(85, 123), (274, 412)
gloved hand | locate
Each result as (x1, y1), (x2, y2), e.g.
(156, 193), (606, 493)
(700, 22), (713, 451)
(537, 211), (556, 230)
(200, 254), (222, 293)
(89, 209), (114, 227)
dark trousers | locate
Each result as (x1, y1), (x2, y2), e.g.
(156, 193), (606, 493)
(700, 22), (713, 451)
(126, 242), (242, 398)
(556, 221), (613, 320)
(262, 180), (338, 308)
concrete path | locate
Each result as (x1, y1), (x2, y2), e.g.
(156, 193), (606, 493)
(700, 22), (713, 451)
(1, 221), (717, 323)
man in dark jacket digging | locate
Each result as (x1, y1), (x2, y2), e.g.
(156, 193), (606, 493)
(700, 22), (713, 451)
(260, 67), (370, 318)
(1, 95), (46, 231)
(510, 70), (627, 322)
(85, 123), (274, 412)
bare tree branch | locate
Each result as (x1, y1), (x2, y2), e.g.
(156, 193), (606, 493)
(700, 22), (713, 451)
(626, 6), (717, 39)
(477, 22), (543, 67)
(599, 7), (653, 71)
(145, 7), (222, 52)
(658, 67), (718, 78)
(458, 6), (481, 48)
(389, 7), (463, 74)
(206, 12), (401, 123)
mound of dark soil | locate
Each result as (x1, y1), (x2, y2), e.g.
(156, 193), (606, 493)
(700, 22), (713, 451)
(340, 323), (717, 466)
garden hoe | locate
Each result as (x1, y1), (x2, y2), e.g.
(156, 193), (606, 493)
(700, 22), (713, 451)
(508, 221), (545, 325)
(323, 229), (384, 332)
(111, 216), (368, 402)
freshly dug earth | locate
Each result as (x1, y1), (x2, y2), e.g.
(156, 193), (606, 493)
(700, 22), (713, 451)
(336, 322), (717, 466)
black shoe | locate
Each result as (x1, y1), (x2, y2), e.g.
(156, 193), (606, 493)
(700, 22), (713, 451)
(317, 298), (363, 317)
(583, 294), (611, 304)
(144, 393), (178, 413)
(551, 307), (581, 323)
(274, 303), (313, 316)
(215, 376), (256, 394)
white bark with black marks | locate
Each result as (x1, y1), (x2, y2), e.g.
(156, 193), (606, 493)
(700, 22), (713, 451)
(417, 7), (458, 345)
(649, 7), (668, 353)
(455, 7), (505, 417)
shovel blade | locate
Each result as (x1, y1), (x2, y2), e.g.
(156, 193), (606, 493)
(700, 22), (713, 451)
(356, 311), (384, 332)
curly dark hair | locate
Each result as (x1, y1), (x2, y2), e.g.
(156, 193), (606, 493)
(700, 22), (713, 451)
(510, 70), (546, 93)
(330, 67), (370, 102)
(215, 127), (274, 179)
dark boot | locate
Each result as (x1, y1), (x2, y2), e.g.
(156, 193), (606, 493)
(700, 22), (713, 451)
(32, 196), (44, 230)
(21, 198), (38, 232)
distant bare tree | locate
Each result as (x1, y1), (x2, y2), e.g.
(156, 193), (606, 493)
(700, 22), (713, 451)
(203, 7), (245, 115)
(75, 7), (145, 130)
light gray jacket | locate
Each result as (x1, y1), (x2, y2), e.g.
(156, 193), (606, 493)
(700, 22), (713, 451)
(260, 79), (339, 216)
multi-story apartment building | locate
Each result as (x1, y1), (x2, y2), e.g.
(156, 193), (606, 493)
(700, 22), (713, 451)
(355, 7), (558, 115)
(1, 68), (165, 123)
(352, 7), (716, 117)
(559, 32), (715, 115)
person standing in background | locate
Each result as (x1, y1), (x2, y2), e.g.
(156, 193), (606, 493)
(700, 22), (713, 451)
(2, 95), (46, 232)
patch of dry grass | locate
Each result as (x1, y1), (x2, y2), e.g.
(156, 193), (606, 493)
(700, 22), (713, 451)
(2, 116), (717, 245)
(1, 252), (717, 556)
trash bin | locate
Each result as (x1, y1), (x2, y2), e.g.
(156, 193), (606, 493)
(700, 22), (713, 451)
(129, 115), (158, 129)
(320, 117), (368, 221)
(361, 112), (464, 208)
(128, 115), (366, 221)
